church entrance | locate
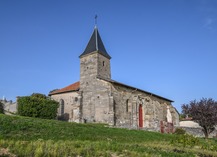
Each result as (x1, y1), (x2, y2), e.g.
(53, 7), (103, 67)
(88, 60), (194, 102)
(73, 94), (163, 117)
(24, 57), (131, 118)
(139, 104), (143, 128)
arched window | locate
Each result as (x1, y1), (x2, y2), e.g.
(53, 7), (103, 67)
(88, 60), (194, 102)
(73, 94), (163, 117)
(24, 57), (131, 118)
(59, 99), (64, 116)
(126, 99), (129, 112)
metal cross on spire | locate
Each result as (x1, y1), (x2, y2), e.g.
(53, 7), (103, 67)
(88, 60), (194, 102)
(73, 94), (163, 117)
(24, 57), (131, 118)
(95, 15), (98, 28)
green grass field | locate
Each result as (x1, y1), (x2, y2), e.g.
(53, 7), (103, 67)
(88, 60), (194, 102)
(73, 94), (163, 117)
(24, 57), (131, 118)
(0, 114), (216, 157)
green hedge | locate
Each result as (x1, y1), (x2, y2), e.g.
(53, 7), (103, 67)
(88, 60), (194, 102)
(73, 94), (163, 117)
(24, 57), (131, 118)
(17, 95), (58, 119)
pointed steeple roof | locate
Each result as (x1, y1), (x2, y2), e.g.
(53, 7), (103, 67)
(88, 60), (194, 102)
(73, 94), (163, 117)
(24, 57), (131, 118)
(79, 27), (111, 59)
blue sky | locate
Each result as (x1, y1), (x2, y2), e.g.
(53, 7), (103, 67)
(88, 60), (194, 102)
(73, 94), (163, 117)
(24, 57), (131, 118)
(0, 0), (217, 112)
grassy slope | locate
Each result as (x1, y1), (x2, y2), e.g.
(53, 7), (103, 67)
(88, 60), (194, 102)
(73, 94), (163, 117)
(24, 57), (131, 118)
(0, 114), (216, 157)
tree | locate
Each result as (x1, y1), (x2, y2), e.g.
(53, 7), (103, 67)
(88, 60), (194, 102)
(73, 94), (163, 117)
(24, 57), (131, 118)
(182, 98), (217, 138)
(31, 93), (47, 99)
(49, 89), (59, 94)
(0, 101), (4, 114)
(181, 104), (190, 118)
(17, 93), (59, 119)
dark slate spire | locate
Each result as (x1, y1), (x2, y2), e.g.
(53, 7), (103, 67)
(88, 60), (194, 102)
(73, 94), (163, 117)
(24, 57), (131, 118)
(79, 27), (111, 59)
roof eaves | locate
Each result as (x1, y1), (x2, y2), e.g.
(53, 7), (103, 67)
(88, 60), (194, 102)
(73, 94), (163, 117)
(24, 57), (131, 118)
(79, 51), (97, 58)
(49, 88), (79, 96)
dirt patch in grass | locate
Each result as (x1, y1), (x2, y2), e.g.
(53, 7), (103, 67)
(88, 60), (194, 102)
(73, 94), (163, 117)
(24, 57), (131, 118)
(197, 153), (214, 157)
(173, 148), (185, 154)
(0, 148), (16, 157)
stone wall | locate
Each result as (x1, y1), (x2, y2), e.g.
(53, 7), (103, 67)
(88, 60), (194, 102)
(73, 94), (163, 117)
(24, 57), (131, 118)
(80, 79), (114, 124)
(97, 54), (111, 79)
(179, 126), (217, 138)
(50, 92), (81, 122)
(170, 107), (180, 126)
(111, 83), (179, 131)
(179, 121), (217, 138)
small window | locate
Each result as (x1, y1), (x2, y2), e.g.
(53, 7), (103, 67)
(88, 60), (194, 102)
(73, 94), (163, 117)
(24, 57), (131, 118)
(126, 99), (129, 112)
(103, 61), (105, 66)
(74, 97), (78, 102)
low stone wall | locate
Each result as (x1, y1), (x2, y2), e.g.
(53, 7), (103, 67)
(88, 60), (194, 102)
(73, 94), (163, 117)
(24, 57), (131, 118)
(178, 126), (217, 138)
(0, 99), (17, 114)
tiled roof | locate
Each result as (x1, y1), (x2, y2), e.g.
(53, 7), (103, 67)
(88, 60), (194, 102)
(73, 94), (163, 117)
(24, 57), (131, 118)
(97, 76), (174, 102)
(79, 27), (111, 59)
(49, 81), (80, 95)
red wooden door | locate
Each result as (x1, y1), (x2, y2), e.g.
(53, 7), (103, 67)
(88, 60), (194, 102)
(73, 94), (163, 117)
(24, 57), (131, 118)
(139, 104), (143, 127)
(160, 121), (164, 133)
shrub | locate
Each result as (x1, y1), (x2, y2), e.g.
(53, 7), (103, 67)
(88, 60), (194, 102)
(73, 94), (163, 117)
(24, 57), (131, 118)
(17, 93), (59, 119)
(171, 134), (199, 148)
(174, 128), (186, 135)
(0, 102), (4, 114)
(200, 139), (217, 151)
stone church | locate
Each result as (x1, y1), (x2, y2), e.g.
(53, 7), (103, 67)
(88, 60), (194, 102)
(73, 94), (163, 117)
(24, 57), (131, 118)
(49, 26), (179, 131)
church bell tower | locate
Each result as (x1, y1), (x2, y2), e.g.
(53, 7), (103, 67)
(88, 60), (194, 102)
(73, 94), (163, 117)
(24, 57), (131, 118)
(79, 25), (112, 123)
